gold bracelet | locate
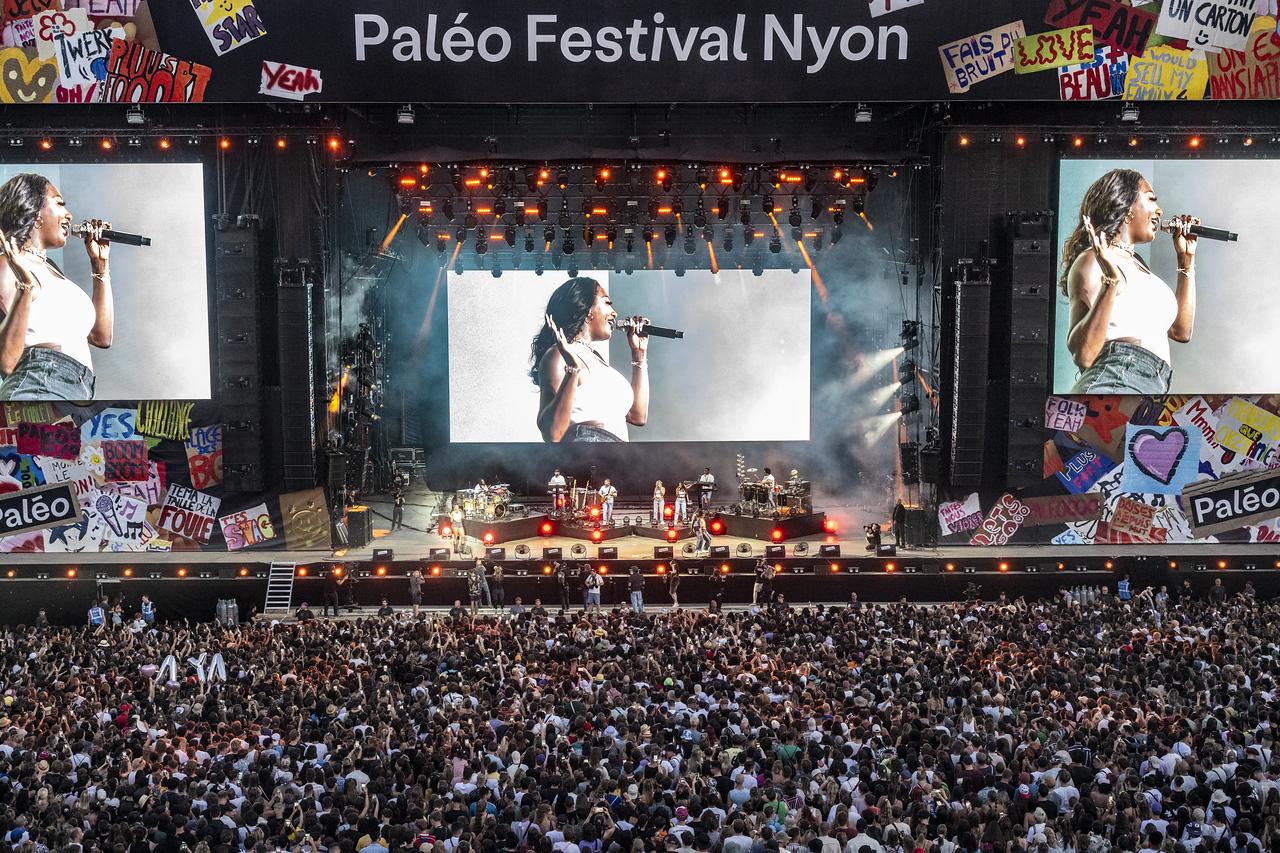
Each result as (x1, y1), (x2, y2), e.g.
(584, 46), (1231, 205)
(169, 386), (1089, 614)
(1100, 275), (1119, 288)
(14, 281), (34, 293)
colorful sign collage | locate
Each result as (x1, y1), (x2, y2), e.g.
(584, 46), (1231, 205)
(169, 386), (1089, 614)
(943, 0), (1276, 101)
(943, 395), (1280, 545)
(0, 403), (304, 553)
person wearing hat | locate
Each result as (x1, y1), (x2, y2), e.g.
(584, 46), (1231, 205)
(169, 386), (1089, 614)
(295, 602), (315, 622)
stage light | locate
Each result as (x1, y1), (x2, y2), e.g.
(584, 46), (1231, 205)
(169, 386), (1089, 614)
(664, 224), (677, 247)
(1015, 136), (1026, 148)
(157, 137), (172, 150)
(855, 102), (872, 123)
(958, 135), (970, 147)
(885, 562), (896, 572)
(683, 227), (696, 254)
(376, 566), (388, 576)
(1244, 136), (1254, 146)
(719, 563), (731, 574)
(276, 137), (287, 149)
(494, 198), (507, 217)
(542, 565), (553, 575)
(100, 138), (114, 151)
(397, 104), (415, 125)
(329, 137), (342, 153)
(989, 133), (1002, 144)
(430, 565), (442, 576)
(66, 567), (77, 578)
(823, 518), (838, 534)
(788, 197), (802, 228)
(562, 237), (575, 255)
(1189, 136), (1202, 148)
(1218, 559), (1227, 569)
(771, 529), (784, 542)
(769, 234), (782, 254)
(218, 137), (230, 150)
(1095, 134), (1107, 144)
(656, 167), (672, 191)
(722, 230), (733, 252)
(38, 138), (51, 150)
(710, 518), (725, 534)
(483, 532), (496, 544)
(810, 197), (823, 220)
(296, 566), (308, 577)
(1128, 137), (1139, 148)
(665, 528), (679, 542)
(945, 563), (955, 572)
(556, 169), (569, 190)
(1041, 133), (1055, 143)
(762, 194), (775, 215)
(68, 137), (83, 147)
(998, 562), (1009, 572)
(177, 567), (188, 578)
(718, 167), (733, 185)
(1072, 136), (1084, 148)
(1105, 560), (1113, 569)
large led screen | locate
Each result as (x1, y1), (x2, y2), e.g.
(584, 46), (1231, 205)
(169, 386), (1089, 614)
(0, 163), (210, 401)
(1055, 158), (1280, 396)
(448, 269), (811, 442)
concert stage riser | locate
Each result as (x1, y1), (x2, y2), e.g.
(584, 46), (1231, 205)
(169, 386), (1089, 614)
(720, 512), (828, 541)
(434, 514), (548, 544)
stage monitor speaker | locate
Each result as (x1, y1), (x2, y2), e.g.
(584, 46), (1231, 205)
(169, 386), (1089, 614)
(372, 548), (393, 561)
(597, 546), (618, 559)
(877, 544), (897, 557)
(542, 547), (562, 559)
(428, 548), (450, 561)
(765, 545), (786, 559)
(347, 507), (371, 548)
(486, 547), (506, 560)
(899, 441), (920, 484)
(653, 546), (673, 559)
(819, 544), (841, 558)
(709, 545), (730, 558)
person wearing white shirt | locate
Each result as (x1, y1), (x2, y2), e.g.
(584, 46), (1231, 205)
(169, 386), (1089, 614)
(760, 468), (777, 509)
(652, 480), (666, 524)
(674, 481), (688, 523)
(598, 479), (617, 525)
(697, 468), (715, 510)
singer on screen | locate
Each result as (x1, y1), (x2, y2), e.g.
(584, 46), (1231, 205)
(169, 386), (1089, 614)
(1061, 169), (1199, 395)
(0, 174), (113, 401)
(530, 277), (649, 442)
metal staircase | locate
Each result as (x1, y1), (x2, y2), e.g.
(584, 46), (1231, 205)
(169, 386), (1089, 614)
(264, 562), (297, 615)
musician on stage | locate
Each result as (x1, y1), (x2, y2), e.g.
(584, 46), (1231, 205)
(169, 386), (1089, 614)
(548, 468), (567, 513)
(674, 481), (689, 524)
(761, 467), (777, 510)
(652, 479), (666, 525)
(598, 478), (618, 525)
(786, 469), (802, 487)
(448, 502), (466, 554)
(473, 478), (489, 495)
(698, 467), (715, 510)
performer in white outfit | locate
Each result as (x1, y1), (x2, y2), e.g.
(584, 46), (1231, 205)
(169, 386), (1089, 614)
(598, 478), (618, 525)
(530, 277), (650, 442)
(652, 479), (666, 525)
(674, 481), (688, 524)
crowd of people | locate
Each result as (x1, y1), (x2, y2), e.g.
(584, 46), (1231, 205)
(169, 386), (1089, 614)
(1, 582), (1278, 853)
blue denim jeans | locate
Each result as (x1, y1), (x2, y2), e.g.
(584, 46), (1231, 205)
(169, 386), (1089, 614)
(0, 347), (95, 401)
(629, 590), (643, 613)
(1069, 341), (1171, 395)
(565, 423), (624, 442)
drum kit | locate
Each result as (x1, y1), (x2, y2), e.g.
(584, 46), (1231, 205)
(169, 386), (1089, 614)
(456, 484), (514, 520)
(549, 478), (604, 521)
(736, 468), (811, 518)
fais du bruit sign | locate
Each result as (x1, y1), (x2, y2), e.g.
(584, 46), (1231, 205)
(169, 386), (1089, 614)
(0, 483), (81, 538)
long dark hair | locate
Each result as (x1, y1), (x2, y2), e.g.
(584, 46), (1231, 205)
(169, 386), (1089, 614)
(0, 173), (52, 249)
(528, 277), (600, 385)
(1059, 168), (1145, 295)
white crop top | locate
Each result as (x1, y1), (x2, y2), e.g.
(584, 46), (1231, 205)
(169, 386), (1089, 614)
(1105, 259), (1177, 366)
(568, 342), (632, 441)
(25, 263), (96, 370)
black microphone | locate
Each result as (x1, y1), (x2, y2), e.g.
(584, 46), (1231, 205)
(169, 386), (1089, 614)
(70, 223), (152, 247)
(614, 319), (683, 339)
(1160, 219), (1237, 242)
